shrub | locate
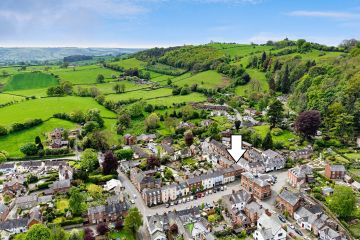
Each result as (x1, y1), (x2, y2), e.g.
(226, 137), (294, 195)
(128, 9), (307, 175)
(272, 128), (283, 136)
(88, 174), (116, 184)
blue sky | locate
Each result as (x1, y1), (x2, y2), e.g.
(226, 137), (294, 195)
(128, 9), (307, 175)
(0, 0), (359, 47)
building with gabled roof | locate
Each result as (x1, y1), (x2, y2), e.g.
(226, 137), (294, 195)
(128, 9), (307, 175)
(253, 213), (286, 240)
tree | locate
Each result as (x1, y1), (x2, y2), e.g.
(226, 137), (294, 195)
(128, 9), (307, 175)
(144, 104), (154, 113)
(87, 184), (103, 200)
(80, 148), (99, 172)
(85, 108), (104, 127)
(328, 186), (356, 219)
(147, 155), (160, 169)
(164, 167), (174, 180)
(83, 121), (100, 133)
(129, 102), (144, 118)
(0, 125), (8, 136)
(169, 224), (178, 235)
(118, 112), (131, 128)
(69, 187), (85, 215)
(96, 223), (109, 235)
(35, 136), (41, 145)
(102, 151), (118, 175)
(82, 131), (109, 151)
(96, 74), (105, 83)
(262, 131), (273, 149)
(115, 148), (134, 160)
(267, 99), (284, 128)
(234, 120), (241, 130)
(68, 230), (82, 240)
(124, 207), (143, 235)
(184, 130), (194, 146)
(115, 219), (124, 230)
(144, 113), (160, 131)
(25, 224), (51, 240)
(20, 143), (38, 156)
(84, 228), (95, 240)
(281, 64), (290, 93)
(50, 225), (67, 240)
(294, 110), (321, 140)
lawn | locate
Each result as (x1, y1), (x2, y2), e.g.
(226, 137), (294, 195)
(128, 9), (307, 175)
(3, 72), (59, 91)
(145, 93), (206, 106)
(344, 153), (360, 160)
(109, 230), (135, 240)
(0, 118), (76, 157)
(185, 223), (194, 234)
(56, 198), (69, 213)
(0, 93), (25, 104)
(105, 88), (172, 102)
(172, 70), (229, 89)
(349, 222), (360, 239)
(111, 58), (146, 69)
(235, 69), (268, 96)
(252, 125), (298, 147)
(51, 65), (119, 84)
(0, 96), (116, 127)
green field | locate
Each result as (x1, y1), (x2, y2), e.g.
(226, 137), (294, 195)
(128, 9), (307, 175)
(3, 88), (48, 97)
(4, 72), (58, 91)
(105, 88), (172, 102)
(253, 125), (298, 147)
(111, 58), (145, 69)
(210, 43), (273, 57)
(50, 65), (119, 84)
(76, 81), (145, 95)
(0, 118), (76, 157)
(0, 96), (116, 127)
(0, 93), (25, 104)
(145, 93), (206, 106)
(172, 70), (229, 89)
(235, 69), (268, 96)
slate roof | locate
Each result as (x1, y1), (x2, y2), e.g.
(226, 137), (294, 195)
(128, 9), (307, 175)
(278, 190), (300, 206)
(230, 190), (251, 204)
(0, 163), (15, 169)
(289, 165), (313, 178)
(15, 195), (37, 204)
(52, 179), (71, 189)
(329, 165), (346, 172)
(256, 213), (284, 239)
(0, 218), (28, 230)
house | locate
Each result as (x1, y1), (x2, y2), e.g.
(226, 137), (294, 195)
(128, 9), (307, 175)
(322, 187), (334, 196)
(15, 195), (38, 209)
(325, 164), (346, 179)
(104, 179), (123, 192)
(237, 158), (265, 174)
(177, 121), (195, 129)
(131, 146), (150, 159)
(351, 181), (360, 191)
(27, 206), (42, 227)
(160, 143), (175, 158)
(186, 176), (202, 193)
(290, 146), (313, 160)
(244, 201), (265, 224)
(119, 160), (140, 172)
(294, 206), (322, 231)
(143, 188), (162, 206)
(319, 226), (346, 240)
(124, 134), (136, 145)
(222, 167), (236, 184)
(0, 203), (10, 221)
(87, 202), (128, 224)
(0, 163), (15, 174)
(244, 108), (258, 116)
(201, 173), (215, 190)
(3, 176), (25, 196)
(288, 165), (314, 188)
(176, 181), (190, 198)
(49, 128), (68, 148)
(147, 214), (167, 240)
(262, 149), (286, 172)
(241, 172), (271, 200)
(137, 133), (156, 143)
(201, 119), (213, 127)
(51, 179), (71, 193)
(0, 218), (28, 239)
(226, 190), (252, 211)
(275, 190), (301, 217)
(253, 213), (287, 240)
(161, 184), (177, 203)
(130, 168), (161, 192)
(208, 139), (233, 161)
(58, 164), (73, 180)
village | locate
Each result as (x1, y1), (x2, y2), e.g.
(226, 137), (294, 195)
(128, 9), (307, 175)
(0, 101), (358, 240)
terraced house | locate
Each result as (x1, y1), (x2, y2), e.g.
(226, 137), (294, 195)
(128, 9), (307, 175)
(241, 172), (271, 200)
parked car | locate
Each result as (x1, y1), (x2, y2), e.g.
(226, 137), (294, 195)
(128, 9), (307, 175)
(289, 224), (295, 230)
(278, 215), (286, 223)
(130, 199), (135, 204)
(220, 186), (224, 191)
(165, 203), (170, 208)
(295, 229), (303, 236)
(133, 194), (137, 199)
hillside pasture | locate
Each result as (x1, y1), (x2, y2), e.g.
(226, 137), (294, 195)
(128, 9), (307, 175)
(0, 93), (25, 104)
(0, 96), (116, 127)
(0, 118), (76, 157)
(51, 65), (119, 84)
(76, 81), (145, 95)
(172, 70), (229, 89)
(235, 69), (268, 96)
(3, 72), (58, 91)
(209, 43), (273, 57)
(111, 58), (145, 69)
(105, 88), (172, 102)
(3, 88), (48, 97)
(145, 92), (206, 106)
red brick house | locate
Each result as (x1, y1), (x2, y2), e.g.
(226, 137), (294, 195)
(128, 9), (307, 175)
(241, 172), (271, 200)
(87, 202), (128, 224)
(275, 190), (301, 217)
(124, 134), (136, 145)
(324, 164), (346, 179)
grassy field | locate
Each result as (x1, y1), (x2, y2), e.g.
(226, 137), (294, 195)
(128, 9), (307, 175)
(209, 43), (273, 57)
(105, 88), (172, 102)
(252, 125), (298, 147)
(50, 65), (119, 84)
(235, 69), (268, 96)
(3, 72), (58, 91)
(172, 70), (229, 89)
(145, 92), (206, 106)
(76, 81), (145, 95)
(0, 96), (116, 127)
(0, 118), (76, 157)
(3, 88), (48, 97)
(0, 93), (25, 104)
(111, 58), (145, 69)
(56, 198), (69, 212)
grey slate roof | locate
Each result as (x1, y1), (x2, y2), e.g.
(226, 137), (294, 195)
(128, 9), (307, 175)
(329, 165), (346, 172)
(278, 190), (300, 206)
(0, 218), (28, 230)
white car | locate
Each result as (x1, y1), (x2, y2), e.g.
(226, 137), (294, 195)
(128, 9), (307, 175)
(130, 199), (135, 204)
(133, 194), (137, 199)
(289, 224), (295, 229)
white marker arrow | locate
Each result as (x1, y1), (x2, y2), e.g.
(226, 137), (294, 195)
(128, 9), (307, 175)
(227, 135), (246, 163)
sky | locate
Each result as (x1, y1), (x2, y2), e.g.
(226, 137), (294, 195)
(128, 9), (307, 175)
(0, 0), (359, 48)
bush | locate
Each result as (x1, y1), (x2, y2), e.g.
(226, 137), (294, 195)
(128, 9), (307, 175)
(10, 119), (43, 133)
(60, 217), (83, 226)
(20, 143), (38, 156)
(0, 125), (8, 136)
(272, 128), (283, 136)
(88, 174), (116, 184)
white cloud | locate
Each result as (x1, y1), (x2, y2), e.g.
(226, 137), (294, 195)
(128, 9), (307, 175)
(288, 10), (360, 20)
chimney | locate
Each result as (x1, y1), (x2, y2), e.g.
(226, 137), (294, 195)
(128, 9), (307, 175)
(265, 209), (271, 216)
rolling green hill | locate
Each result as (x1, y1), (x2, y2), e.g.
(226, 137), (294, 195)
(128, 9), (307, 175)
(3, 72), (58, 91)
